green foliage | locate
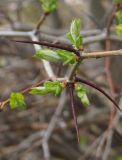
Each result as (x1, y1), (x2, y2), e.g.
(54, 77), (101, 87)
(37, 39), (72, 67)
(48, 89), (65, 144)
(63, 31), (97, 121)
(116, 156), (122, 160)
(30, 86), (49, 95)
(115, 24), (122, 36)
(57, 50), (77, 65)
(35, 49), (77, 65)
(116, 11), (122, 24)
(35, 49), (60, 62)
(35, 20), (84, 64)
(67, 19), (83, 50)
(114, 0), (122, 4)
(10, 92), (26, 110)
(30, 81), (64, 96)
(44, 81), (64, 95)
(75, 84), (90, 107)
(40, 0), (57, 13)
(80, 135), (88, 149)
(115, 11), (122, 36)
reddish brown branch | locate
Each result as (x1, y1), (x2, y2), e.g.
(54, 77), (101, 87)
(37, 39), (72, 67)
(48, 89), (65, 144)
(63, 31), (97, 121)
(35, 12), (49, 34)
(105, 0), (122, 135)
(102, 5), (120, 159)
(68, 84), (80, 143)
(12, 40), (80, 56)
(75, 77), (122, 113)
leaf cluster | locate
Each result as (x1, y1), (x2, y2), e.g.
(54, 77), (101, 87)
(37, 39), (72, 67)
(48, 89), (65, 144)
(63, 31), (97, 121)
(67, 19), (83, 50)
(35, 49), (77, 65)
(10, 93), (26, 110)
(75, 84), (90, 107)
(40, 0), (57, 13)
(115, 11), (122, 36)
(30, 81), (64, 96)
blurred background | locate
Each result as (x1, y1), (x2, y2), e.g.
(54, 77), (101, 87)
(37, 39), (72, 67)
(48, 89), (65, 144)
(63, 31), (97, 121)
(0, 0), (122, 160)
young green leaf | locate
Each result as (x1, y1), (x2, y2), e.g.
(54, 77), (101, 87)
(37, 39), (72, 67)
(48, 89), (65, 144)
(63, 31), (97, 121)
(67, 19), (83, 50)
(35, 49), (60, 62)
(44, 81), (64, 96)
(75, 83), (90, 107)
(35, 48), (77, 65)
(115, 24), (122, 36)
(57, 50), (77, 65)
(114, 0), (122, 4)
(116, 11), (122, 24)
(30, 81), (64, 96)
(30, 86), (50, 95)
(40, 0), (57, 13)
(10, 92), (26, 110)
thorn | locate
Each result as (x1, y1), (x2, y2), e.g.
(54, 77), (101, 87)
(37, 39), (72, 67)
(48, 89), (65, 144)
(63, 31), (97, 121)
(68, 84), (80, 143)
(75, 77), (122, 113)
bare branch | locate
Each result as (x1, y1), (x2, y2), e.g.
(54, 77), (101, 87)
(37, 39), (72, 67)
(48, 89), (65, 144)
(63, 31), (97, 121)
(69, 84), (80, 143)
(82, 49), (122, 59)
(35, 13), (49, 34)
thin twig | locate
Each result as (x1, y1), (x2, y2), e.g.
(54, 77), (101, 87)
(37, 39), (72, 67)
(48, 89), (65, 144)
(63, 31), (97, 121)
(12, 39), (80, 56)
(69, 84), (80, 143)
(35, 12), (49, 34)
(101, 5), (119, 160)
(82, 49), (122, 59)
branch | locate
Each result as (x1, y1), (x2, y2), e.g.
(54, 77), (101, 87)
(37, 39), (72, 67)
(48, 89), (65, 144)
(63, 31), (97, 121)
(0, 79), (49, 111)
(83, 32), (122, 44)
(69, 84), (80, 143)
(75, 77), (122, 113)
(12, 39), (80, 56)
(82, 49), (122, 59)
(29, 32), (55, 78)
(12, 39), (122, 59)
(0, 30), (31, 37)
(42, 90), (67, 159)
(35, 12), (49, 34)
(0, 30), (122, 45)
